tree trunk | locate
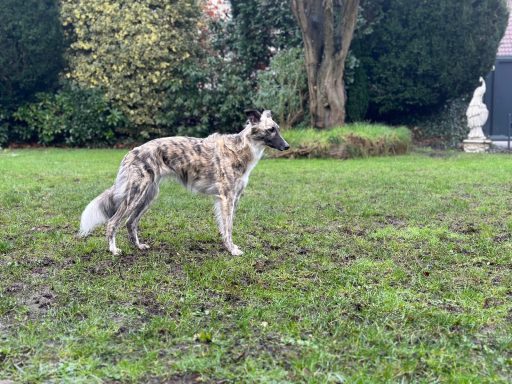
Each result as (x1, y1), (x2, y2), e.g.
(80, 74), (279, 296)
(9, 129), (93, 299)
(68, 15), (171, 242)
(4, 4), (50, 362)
(291, 0), (360, 128)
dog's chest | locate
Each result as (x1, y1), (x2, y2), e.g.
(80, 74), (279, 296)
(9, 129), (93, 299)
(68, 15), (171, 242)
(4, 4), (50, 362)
(240, 147), (264, 187)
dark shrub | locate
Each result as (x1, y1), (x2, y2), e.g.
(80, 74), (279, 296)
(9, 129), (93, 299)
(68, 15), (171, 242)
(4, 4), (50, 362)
(0, 109), (9, 147)
(409, 96), (471, 148)
(13, 83), (127, 147)
(355, 0), (508, 125)
(346, 64), (370, 122)
(224, 0), (302, 76)
(0, 0), (65, 111)
(160, 57), (253, 137)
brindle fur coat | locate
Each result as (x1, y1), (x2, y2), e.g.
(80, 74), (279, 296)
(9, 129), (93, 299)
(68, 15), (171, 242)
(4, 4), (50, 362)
(79, 110), (289, 256)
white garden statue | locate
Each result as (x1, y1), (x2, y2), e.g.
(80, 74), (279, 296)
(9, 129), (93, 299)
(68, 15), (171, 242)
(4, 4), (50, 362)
(463, 77), (492, 153)
(466, 77), (489, 139)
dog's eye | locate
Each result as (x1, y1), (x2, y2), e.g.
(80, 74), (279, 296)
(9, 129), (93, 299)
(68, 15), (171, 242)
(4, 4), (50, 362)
(270, 127), (277, 133)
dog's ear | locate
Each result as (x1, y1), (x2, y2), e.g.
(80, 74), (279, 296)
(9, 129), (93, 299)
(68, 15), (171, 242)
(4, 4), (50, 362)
(245, 109), (261, 124)
(262, 110), (272, 119)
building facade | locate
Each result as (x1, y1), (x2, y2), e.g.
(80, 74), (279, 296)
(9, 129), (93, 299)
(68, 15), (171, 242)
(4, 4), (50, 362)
(484, 0), (512, 139)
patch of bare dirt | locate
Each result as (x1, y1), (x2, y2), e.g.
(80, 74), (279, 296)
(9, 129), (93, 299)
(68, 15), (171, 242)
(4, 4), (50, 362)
(482, 297), (504, 309)
(493, 233), (511, 243)
(262, 242), (281, 252)
(26, 286), (56, 314)
(3, 281), (58, 319)
(132, 291), (166, 316)
(225, 333), (301, 370)
(187, 240), (222, 256)
(30, 225), (52, 232)
(382, 215), (407, 228)
(4, 282), (25, 294)
(439, 301), (463, 313)
(451, 222), (480, 235)
(252, 258), (276, 274)
(144, 373), (226, 384)
(340, 227), (367, 237)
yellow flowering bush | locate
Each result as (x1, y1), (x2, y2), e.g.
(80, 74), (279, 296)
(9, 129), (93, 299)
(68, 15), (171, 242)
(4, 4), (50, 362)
(60, 0), (200, 134)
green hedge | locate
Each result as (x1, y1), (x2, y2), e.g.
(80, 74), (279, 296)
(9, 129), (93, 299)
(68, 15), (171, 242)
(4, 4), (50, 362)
(0, 0), (64, 111)
(354, 0), (507, 122)
(408, 96), (470, 148)
(11, 82), (127, 147)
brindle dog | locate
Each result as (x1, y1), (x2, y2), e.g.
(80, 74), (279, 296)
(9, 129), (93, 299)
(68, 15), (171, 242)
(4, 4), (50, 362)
(79, 110), (289, 256)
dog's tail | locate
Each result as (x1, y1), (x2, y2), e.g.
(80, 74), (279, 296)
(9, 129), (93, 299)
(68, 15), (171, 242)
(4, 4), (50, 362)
(79, 162), (131, 237)
(79, 187), (117, 237)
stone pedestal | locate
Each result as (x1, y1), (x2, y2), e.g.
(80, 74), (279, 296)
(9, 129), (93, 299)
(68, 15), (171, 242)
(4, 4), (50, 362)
(463, 138), (492, 153)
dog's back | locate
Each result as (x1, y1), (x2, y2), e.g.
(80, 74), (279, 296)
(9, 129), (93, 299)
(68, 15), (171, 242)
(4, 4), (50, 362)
(80, 134), (247, 237)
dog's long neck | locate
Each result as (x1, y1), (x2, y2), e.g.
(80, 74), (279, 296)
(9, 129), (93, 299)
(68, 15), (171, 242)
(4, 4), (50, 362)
(239, 124), (265, 163)
(209, 124), (265, 178)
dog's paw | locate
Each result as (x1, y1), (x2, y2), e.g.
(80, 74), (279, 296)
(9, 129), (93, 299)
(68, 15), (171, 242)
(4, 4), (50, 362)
(137, 243), (150, 251)
(110, 247), (122, 256)
(230, 246), (243, 256)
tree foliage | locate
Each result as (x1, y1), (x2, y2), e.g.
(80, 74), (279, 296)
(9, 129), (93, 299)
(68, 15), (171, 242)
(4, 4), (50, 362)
(60, 0), (200, 134)
(254, 47), (308, 127)
(354, 0), (509, 120)
(222, 0), (302, 77)
(161, 56), (253, 137)
(158, 0), (302, 138)
(0, 0), (65, 111)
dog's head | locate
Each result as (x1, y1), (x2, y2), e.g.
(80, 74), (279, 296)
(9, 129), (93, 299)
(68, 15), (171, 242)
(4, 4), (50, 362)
(245, 109), (290, 151)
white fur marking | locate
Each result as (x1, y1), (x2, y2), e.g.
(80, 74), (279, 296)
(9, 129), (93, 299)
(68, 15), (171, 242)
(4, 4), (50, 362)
(214, 199), (225, 236)
(242, 144), (264, 188)
(79, 195), (107, 237)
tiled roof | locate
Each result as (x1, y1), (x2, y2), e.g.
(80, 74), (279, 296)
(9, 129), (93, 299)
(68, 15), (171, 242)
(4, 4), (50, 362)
(497, 0), (512, 56)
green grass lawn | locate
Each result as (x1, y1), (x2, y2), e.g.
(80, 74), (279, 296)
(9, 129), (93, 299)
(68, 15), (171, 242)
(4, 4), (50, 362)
(0, 149), (511, 383)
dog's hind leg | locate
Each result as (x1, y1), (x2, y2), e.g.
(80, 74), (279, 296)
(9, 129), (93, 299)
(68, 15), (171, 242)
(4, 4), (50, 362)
(106, 201), (128, 256)
(126, 183), (159, 250)
(215, 193), (242, 256)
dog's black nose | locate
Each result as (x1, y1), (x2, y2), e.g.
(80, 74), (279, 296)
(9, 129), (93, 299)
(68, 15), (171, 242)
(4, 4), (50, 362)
(283, 144), (290, 150)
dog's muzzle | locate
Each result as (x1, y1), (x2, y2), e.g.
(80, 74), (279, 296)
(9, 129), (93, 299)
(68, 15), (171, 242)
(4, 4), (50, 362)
(267, 135), (290, 151)
(275, 139), (290, 151)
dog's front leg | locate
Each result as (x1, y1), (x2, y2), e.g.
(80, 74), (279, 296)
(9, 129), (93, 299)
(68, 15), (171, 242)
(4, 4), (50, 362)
(215, 194), (242, 256)
(234, 185), (245, 213)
